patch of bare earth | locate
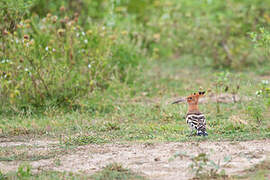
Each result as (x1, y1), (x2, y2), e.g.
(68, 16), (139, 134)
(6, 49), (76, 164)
(1, 139), (270, 179)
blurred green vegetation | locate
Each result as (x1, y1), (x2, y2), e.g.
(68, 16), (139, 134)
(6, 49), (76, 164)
(1, 0), (270, 112)
(0, 0), (270, 140)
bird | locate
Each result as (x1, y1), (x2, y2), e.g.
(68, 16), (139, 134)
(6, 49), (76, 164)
(172, 91), (208, 136)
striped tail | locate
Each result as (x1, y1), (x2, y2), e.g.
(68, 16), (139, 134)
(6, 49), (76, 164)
(186, 113), (208, 136)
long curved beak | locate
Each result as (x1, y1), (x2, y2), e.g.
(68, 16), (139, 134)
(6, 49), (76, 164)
(172, 98), (185, 104)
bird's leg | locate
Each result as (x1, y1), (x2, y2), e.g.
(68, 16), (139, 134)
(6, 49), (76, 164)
(197, 130), (208, 137)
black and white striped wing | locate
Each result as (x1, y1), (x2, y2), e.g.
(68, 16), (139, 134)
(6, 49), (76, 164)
(186, 113), (206, 132)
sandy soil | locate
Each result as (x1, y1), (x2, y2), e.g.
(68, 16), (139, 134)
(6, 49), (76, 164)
(1, 139), (270, 179)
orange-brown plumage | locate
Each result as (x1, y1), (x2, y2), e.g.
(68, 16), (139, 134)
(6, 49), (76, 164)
(173, 91), (208, 136)
(186, 92), (203, 113)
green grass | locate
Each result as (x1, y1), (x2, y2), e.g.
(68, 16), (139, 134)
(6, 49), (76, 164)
(0, 57), (269, 143)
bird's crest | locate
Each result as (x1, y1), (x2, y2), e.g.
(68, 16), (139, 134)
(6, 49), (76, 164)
(172, 91), (205, 104)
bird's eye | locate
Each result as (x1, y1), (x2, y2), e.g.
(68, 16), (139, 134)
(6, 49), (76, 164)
(188, 97), (192, 100)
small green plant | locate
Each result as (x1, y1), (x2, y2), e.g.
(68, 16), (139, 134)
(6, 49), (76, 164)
(189, 153), (229, 179)
(0, 171), (7, 180)
(247, 80), (270, 125)
(250, 27), (270, 55)
(17, 163), (32, 178)
(213, 71), (241, 115)
(168, 151), (189, 162)
(256, 80), (270, 101)
(53, 158), (61, 167)
(246, 79), (270, 125)
(104, 122), (121, 131)
(214, 71), (230, 114)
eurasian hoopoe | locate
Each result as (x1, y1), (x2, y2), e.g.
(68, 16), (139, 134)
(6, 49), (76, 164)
(172, 91), (208, 136)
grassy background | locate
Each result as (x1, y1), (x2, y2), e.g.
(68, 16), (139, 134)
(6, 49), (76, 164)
(1, 57), (269, 144)
(0, 0), (270, 142)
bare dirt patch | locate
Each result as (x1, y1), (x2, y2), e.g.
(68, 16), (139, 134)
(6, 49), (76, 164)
(1, 139), (270, 179)
(0, 139), (58, 147)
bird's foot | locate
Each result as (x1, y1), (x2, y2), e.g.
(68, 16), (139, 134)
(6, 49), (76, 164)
(197, 131), (208, 136)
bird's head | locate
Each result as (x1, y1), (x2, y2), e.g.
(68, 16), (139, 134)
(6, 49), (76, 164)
(172, 91), (205, 105)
